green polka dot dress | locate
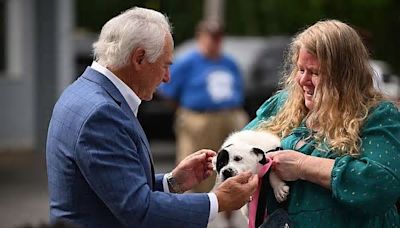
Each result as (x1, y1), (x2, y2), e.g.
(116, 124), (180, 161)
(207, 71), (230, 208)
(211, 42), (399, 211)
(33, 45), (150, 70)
(245, 91), (400, 227)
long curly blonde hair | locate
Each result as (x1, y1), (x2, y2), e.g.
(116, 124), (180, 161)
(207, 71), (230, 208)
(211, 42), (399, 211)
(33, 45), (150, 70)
(259, 20), (384, 156)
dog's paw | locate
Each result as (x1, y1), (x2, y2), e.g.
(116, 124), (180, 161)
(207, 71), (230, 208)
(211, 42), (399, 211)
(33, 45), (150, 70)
(269, 171), (290, 203)
(274, 184), (289, 203)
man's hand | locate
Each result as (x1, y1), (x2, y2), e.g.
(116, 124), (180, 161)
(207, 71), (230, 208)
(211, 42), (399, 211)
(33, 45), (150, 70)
(213, 171), (258, 212)
(171, 149), (216, 192)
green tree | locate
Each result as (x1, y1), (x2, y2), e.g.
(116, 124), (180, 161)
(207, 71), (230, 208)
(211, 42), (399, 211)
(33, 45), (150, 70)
(76, 0), (400, 73)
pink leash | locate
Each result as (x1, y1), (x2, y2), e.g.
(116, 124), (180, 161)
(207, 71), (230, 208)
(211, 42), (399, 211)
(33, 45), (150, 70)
(248, 157), (273, 228)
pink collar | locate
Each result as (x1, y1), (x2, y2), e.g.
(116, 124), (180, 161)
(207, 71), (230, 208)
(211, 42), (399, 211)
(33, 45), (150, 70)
(248, 158), (273, 228)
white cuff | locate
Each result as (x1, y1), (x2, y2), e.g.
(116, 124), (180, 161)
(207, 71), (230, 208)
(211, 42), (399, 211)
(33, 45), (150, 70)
(207, 193), (219, 222)
(163, 174), (171, 193)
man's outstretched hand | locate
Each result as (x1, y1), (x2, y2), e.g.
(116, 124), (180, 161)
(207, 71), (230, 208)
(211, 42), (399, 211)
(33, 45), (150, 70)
(171, 149), (216, 192)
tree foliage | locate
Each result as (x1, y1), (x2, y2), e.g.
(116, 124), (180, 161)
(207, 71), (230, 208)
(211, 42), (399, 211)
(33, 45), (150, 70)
(76, 0), (400, 73)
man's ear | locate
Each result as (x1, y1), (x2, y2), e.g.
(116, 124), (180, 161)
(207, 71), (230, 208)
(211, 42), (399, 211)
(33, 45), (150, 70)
(251, 147), (267, 165)
(131, 48), (146, 68)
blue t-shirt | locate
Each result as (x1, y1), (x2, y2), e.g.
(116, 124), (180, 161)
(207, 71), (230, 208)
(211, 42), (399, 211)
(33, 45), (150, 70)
(158, 50), (245, 111)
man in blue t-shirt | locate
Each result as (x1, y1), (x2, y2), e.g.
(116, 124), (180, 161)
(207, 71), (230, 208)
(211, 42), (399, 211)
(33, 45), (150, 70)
(158, 21), (248, 226)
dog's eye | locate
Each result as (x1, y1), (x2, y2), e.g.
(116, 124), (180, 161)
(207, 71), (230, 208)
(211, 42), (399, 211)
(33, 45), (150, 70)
(234, 156), (242, 161)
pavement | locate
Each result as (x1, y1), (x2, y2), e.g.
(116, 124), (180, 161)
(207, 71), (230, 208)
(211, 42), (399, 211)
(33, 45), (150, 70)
(0, 140), (247, 228)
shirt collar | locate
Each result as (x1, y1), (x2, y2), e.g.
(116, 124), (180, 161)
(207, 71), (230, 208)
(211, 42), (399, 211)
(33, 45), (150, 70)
(91, 61), (141, 116)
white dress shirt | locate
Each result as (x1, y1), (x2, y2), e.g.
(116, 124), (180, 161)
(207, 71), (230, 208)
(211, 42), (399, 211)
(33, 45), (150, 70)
(90, 61), (218, 222)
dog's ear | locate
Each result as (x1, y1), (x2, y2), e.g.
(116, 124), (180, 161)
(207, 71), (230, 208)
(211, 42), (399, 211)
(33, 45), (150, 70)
(251, 147), (268, 165)
(266, 147), (283, 153)
(216, 149), (229, 173)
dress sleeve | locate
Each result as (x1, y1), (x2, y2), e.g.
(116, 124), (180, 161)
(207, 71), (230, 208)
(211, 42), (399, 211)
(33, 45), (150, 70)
(331, 102), (400, 215)
(244, 91), (287, 130)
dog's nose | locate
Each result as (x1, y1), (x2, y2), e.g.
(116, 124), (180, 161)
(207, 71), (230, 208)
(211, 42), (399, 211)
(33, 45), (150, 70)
(222, 168), (234, 180)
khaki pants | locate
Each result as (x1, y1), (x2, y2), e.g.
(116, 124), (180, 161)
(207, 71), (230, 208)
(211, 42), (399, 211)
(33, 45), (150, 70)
(174, 107), (249, 193)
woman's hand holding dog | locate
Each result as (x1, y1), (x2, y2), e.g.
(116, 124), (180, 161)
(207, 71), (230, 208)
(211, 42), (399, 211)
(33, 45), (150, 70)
(170, 149), (216, 192)
(267, 150), (334, 189)
(266, 150), (307, 181)
(213, 171), (258, 212)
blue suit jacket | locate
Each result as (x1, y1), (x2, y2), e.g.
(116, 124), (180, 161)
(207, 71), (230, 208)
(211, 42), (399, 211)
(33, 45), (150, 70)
(46, 67), (210, 228)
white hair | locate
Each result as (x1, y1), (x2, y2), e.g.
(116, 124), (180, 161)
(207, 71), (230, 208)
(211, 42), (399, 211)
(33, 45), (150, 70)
(93, 7), (172, 68)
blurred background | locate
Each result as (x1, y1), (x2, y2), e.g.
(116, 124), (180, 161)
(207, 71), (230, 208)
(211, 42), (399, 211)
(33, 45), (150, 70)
(0, 0), (399, 227)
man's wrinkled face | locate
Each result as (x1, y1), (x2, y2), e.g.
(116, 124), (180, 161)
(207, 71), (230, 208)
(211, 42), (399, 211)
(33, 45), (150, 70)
(140, 34), (173, 101)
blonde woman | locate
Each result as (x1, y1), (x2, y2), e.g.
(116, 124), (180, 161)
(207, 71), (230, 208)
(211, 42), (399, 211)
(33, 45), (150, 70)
(246, 20), (400, 227)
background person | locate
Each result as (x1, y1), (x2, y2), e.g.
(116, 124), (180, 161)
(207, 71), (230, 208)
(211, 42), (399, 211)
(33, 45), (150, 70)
(46, 7), (258, 228)
(158, 20), (249, 227)
(245, 19), (400, 227)
(158, 20), (249, 193)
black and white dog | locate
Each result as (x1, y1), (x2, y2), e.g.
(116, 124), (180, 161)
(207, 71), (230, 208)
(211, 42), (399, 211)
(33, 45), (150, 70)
(212, 130), (289, 218)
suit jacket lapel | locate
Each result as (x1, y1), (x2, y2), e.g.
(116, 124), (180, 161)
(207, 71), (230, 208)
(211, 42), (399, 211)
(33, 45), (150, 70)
(81, 67), (156, 189)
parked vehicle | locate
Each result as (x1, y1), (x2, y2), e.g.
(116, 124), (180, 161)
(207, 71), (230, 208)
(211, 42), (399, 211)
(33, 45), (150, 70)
(370, 59), (400, 101)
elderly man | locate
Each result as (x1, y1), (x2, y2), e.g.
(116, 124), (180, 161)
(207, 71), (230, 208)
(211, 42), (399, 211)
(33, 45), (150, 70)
(46, 7), (257, 228)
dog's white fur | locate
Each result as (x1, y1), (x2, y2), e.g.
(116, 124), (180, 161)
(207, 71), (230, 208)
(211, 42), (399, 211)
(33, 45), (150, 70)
(212, 130), (289, 217)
